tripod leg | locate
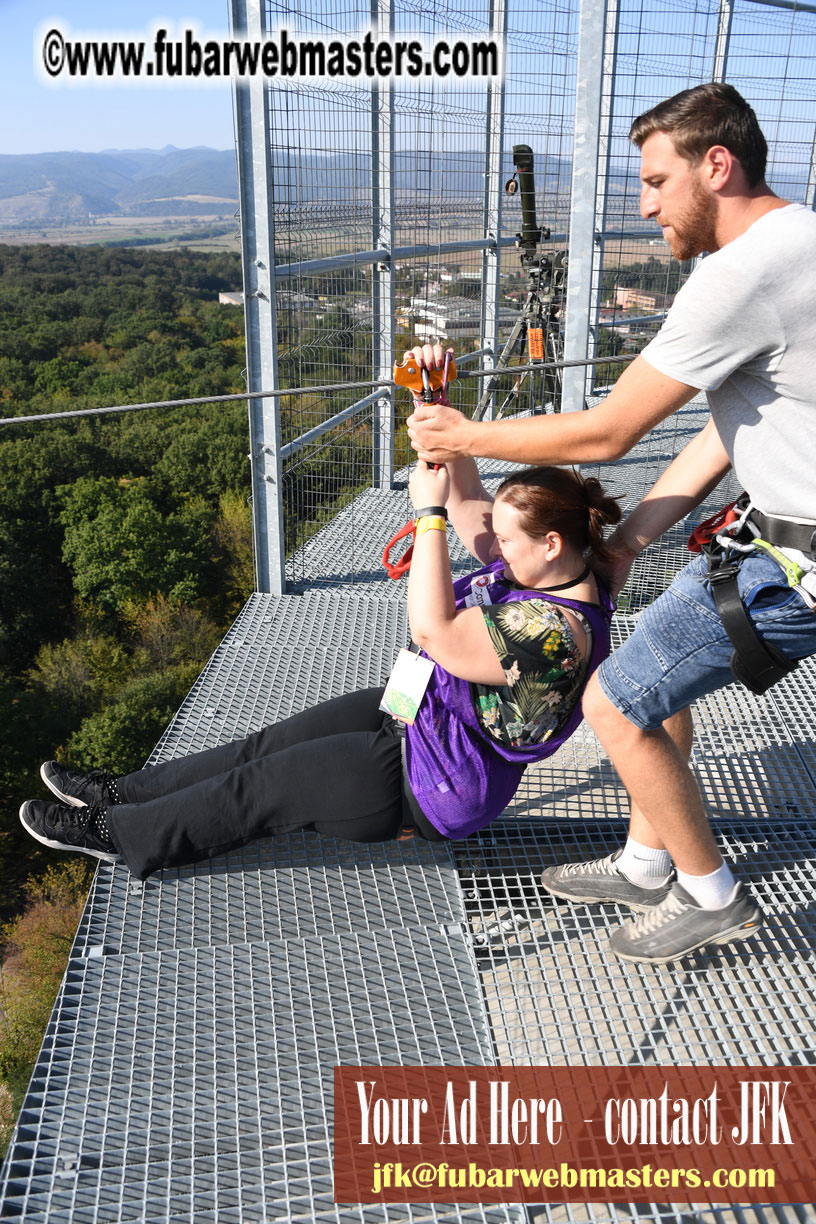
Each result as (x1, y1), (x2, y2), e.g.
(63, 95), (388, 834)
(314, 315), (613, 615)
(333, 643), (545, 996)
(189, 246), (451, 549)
(546, 328), (561, 413)
(474, 315), (527, 421)
(494, 371), (531, 420)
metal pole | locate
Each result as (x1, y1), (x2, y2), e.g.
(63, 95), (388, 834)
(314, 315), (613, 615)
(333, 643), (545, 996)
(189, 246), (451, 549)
(713, 0), (734, 81)
(480, 0), (507, 422)
(807, 125), (816, 210)
(371, 0), (395, 489)
(562, 0), (610, 413)
(230, 0), (286, 595)
(588, 0), (620, 404)
(683, 3), (735, 285)
(743, 0), (816, 12)
(272, 235), (520, 280)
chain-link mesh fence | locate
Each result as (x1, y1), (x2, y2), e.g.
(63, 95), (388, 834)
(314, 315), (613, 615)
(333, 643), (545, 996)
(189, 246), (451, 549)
(246, 0), (816, 590)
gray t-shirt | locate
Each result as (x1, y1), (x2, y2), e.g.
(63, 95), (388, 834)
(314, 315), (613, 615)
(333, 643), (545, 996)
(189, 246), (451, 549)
(641, 202), (816, 521)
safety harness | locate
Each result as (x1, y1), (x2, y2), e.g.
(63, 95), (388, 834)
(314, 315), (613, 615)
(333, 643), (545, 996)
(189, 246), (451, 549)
(688, 494), (816, 694)
(382, 350), (457, 579)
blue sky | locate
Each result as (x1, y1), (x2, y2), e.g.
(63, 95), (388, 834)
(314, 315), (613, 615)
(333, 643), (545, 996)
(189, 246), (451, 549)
(1, 0), (236, 154)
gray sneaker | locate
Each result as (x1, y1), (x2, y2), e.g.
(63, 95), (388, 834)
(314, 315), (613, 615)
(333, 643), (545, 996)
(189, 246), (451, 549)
(609, 882), (763, 963)
(541, 849), (673, 912)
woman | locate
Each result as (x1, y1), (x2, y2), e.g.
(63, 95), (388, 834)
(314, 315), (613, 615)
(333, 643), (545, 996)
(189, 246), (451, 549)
(20, 457), (619, 879)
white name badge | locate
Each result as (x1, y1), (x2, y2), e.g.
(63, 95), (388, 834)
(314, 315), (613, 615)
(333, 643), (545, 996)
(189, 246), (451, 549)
(464, 572), (496, 606)
(379, 648), (436, 724)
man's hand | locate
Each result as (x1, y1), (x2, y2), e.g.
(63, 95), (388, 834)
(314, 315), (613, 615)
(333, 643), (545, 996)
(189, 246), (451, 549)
(408, 402), (474, 464)
(401, 343), (473, 461)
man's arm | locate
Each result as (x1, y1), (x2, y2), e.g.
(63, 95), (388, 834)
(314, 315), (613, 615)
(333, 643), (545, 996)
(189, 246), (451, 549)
(600, 415), (732, 597)
(616, 413), (732, 549)
(407, 355), (699, 466)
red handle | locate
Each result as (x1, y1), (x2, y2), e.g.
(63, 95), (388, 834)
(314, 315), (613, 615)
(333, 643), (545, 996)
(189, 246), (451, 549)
(382, 520), (416, 579)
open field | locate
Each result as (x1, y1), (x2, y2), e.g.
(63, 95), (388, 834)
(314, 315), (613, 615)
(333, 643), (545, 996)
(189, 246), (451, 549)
(0, 214), (238, 250)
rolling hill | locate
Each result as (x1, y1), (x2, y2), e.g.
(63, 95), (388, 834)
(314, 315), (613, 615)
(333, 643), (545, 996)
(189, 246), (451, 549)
(0, 147), (239, 224)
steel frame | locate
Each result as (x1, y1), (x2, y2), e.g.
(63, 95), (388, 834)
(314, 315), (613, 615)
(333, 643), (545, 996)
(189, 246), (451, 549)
(371, 0), (395, 490)
(479, 0), (507, 422)
(562, 0), (615, 415)
(231, 0), (286, 596)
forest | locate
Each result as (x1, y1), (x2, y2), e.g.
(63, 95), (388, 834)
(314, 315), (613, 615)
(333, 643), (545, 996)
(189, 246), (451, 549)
(0, 243), (255, 1149)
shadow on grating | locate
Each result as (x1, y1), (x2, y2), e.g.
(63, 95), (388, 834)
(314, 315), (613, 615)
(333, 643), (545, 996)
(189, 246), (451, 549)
(71, 832), (465, 957)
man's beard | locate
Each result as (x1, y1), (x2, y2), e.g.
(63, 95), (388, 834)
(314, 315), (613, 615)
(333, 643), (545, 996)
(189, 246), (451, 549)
(661, 178), (717, 261)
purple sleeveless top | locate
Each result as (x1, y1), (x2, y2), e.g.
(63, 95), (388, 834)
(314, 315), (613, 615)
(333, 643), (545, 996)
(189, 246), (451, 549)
(404, 560), (614, 838)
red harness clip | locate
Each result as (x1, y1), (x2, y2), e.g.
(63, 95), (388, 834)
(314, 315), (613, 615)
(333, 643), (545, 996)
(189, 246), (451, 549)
(687, 498), (742, 552)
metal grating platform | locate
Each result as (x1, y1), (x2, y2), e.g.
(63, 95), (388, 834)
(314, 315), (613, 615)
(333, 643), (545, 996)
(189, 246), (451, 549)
(72, 833), (467, 958)
(3, 398), (816, 1223)
(286, 478), (511, 598)
(3, 930), (515, 1224)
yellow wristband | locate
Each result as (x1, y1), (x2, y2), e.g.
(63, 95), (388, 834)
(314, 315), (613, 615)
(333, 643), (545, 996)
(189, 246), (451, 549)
(415, 515), (448, 536)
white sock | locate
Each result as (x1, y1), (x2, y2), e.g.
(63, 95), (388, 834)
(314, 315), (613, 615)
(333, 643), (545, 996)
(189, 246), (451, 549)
(616, 837), (672, 888)
(676, 862), (738, 911)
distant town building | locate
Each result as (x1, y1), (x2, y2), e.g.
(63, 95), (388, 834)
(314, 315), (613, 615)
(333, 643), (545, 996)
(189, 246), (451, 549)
(612, 288), (674, 311)
(218, 292), (244, 307)
(397, 295), (520, 341)
(277, 290), (319, 311)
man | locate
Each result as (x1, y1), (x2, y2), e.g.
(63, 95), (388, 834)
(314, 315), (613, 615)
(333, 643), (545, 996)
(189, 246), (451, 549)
(406, 82), (816, 963)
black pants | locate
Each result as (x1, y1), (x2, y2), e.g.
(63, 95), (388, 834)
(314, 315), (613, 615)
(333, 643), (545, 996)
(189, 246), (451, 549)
(108, 687), (443, 879)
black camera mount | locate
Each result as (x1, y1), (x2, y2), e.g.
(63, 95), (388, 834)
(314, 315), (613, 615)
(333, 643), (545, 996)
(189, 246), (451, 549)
(474, 143), (568, 420)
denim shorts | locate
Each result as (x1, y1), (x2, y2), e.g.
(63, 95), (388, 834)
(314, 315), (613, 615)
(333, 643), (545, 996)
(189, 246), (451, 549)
(597, 549), (816, 730)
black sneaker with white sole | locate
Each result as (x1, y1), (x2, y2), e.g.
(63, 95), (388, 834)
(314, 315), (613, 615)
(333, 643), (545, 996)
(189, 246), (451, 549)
(40, 761), (119, 809)
(541, 849), (673, 912)
(608, 881), (763, 963)
(20, 799), (120, 864)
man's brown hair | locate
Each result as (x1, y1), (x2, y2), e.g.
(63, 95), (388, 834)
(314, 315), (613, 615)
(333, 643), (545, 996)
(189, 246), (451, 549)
(629, 82), (767, 187)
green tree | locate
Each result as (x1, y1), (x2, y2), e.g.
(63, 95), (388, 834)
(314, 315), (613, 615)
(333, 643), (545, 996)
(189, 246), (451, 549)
(65, 665), (200, 774)
(0, 426), (105, 671)
(59, 476), (213, 613)
(27, 631), (130, 723)
(122, 593), (221, 673)
(211, 491), (255, 620)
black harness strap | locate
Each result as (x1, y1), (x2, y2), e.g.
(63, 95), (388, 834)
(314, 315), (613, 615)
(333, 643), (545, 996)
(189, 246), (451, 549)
(749, 509), (816, 560)
(397, 734), (417, 841)
(705, 549), (798, 695)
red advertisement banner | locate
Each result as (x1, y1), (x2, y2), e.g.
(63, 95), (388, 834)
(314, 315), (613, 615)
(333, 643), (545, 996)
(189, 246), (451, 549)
(334, 1065), (816, 1204)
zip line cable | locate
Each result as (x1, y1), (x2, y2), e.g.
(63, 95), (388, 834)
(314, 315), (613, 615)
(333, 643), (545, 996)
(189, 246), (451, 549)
(0, 353), (635, 428)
